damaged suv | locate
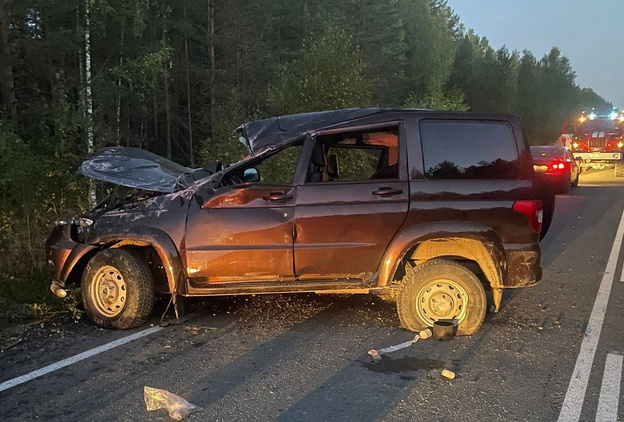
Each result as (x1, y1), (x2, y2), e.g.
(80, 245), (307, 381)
(46, 108), (546, 334)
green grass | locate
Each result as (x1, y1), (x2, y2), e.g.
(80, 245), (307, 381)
(0, 271), (81, 328)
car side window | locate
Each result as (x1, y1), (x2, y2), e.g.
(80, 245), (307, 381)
(309, 127), (399, 183)
(420, 120), (521, 180)
(254, 145), (302, 184)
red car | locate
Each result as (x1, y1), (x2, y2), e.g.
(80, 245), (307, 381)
(531, 146), (581, 194)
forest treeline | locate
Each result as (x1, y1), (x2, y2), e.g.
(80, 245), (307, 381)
(0, 0), (611, 306)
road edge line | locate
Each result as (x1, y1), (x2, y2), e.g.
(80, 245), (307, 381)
(558, 208), (624, 422)
(596, 352), (623, 422)
(0, 326), (163, 393)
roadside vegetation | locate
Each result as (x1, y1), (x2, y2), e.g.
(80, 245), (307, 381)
(0, 0), (611, 325)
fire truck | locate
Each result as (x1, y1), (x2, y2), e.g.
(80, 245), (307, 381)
(562, 109), (624, 176)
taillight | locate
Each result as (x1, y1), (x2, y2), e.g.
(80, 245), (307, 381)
(550, 162), (567, 171)
(513, 200), (543, 233)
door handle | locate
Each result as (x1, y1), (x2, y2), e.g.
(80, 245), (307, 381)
(372, 187), (403, 196)
(263, 192), (293, 202)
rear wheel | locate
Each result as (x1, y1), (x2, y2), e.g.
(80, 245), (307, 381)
(615, 161), (624, 177)
(396, 259), (486, 335)
(81, 249), (155, 329)
(571, 170), (579, 187)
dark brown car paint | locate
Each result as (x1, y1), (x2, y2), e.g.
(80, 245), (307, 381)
(46, 109), (546, 307)
(185, 184), (296, 284)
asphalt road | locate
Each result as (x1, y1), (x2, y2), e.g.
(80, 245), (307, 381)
(2, 168), (624, 421)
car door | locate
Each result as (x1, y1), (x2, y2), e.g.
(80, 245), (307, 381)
(183, 144), (303, 285)
(293, 124), (409, 281)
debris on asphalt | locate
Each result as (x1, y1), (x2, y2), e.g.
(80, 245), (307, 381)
(432, 319), (458, 341)
(368, 328), (432, 360)
(144, 386), (201, 420)
(184, 324), (217, 332)
(0, 338), (22, 353)
(441, 369), (456, 380)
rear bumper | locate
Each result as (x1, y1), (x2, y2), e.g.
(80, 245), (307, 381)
(534, 172), (570, 193)
(503, 242), (543, 288)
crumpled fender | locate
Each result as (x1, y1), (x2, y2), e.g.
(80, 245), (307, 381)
(46, 223), (98, 287)
(86, 225), (185, 295)
(377, 221), (505, 289)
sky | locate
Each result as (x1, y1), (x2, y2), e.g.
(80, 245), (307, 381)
(446, 0), (624, 108)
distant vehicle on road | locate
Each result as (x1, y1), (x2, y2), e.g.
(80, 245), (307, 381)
(531, 146), (581, 194)
(563, 109), (624, 176)
(45, 109), (550, 335)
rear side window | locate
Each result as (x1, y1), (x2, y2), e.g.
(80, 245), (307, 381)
(420, 120), (521, 179)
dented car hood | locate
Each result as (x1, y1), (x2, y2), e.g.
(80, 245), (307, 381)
(236, 108), (390, 155)
(77, 147), (194, 193)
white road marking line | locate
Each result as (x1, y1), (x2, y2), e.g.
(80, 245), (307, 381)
(596, 353), (623, 422)
(620, 264), (624, 282)
(558, 208), (624, 422)
(0, 326), (163, 393)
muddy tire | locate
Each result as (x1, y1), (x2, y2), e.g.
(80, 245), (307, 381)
(397, 259), (486, 335)
(81, 249), (155, 329)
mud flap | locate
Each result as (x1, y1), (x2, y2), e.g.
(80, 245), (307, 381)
(492, 288), (502, 313)
(173, 294), (186, 318)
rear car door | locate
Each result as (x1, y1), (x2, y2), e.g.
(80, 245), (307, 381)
(293, 124), (409, 281)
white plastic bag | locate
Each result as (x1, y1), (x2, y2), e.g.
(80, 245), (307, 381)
(144, 386), (201, 420)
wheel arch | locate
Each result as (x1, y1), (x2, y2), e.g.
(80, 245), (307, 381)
(84, 226), (185, 295)
(377, 222), (505, 291)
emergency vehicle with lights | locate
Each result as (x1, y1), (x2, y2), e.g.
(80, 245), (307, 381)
(565, 109), (624, 176)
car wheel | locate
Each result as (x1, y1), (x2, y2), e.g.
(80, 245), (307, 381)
(571, 171), (579, 187)
(396, 259), (486, 335)
(81, 249), (155, 329)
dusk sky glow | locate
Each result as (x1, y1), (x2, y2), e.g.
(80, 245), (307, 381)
(447, 0), (624, 108)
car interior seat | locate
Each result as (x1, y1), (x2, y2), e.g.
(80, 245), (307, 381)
(306, 142), (326, 183)
(327, 154), (339, 181)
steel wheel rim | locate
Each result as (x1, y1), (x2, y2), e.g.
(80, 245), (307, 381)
(92, 265), (127, 317)
(415, 278), (468, 324)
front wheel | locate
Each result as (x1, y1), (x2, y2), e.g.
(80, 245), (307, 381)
(397, 259), (486, 335)
(81, 249), (155, 329)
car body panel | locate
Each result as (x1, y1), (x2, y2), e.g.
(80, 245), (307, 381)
(184, 184), (296, 284)
(294, 180), (409, 280)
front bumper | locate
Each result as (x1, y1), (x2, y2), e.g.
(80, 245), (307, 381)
(573, 151), (622, 163)
(45, 223), (97, 289)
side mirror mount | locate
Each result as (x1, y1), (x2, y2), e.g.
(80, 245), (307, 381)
(243, 168), (260, 183)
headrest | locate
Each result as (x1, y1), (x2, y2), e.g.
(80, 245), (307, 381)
(327, 154), (339, 179)
(310, 142), (326, 167)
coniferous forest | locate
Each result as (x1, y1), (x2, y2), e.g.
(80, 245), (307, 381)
(0, 0), (611, 315)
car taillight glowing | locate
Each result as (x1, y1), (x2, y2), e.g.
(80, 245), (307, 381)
(550, 162), (567, 171)
(513, 200), (543, 233)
